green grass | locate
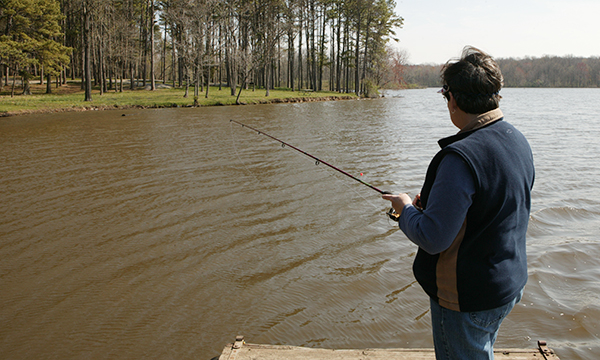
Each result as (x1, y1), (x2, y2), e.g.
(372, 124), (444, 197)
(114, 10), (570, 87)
(0, 81), (356, 116)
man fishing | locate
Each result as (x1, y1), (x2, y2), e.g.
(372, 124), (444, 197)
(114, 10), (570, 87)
(383, 46), (535, 360)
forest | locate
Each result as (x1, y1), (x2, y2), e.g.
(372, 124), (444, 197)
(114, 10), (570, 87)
(0, 0), (403, 100)
(401, 55), (600, 89)
(2, 0), (599, 103)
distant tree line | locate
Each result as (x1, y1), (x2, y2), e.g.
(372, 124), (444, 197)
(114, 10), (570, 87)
(399, 55), (600, 88)
(1, 0), (403, 101)
(498, 56), (600, 87)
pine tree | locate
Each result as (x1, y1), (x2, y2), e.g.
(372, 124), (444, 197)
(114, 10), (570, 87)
(0, 0), (72, 96)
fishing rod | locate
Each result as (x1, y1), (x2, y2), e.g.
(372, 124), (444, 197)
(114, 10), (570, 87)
(230, 119), (399, 221)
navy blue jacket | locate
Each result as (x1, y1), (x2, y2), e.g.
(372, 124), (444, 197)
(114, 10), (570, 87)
(401, 114), (534, 312)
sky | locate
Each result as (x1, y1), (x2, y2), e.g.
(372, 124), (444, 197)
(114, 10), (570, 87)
(393, 0), (600, 65)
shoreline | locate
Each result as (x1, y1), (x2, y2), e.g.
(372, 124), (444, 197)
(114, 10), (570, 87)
(0, 95), (356, 118)
(0, 83), (358, 118)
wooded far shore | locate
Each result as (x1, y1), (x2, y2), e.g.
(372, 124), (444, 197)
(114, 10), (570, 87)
(2, 68), (599, 118)
(0, 81), (357, 117)
(403, 55), (600, 89)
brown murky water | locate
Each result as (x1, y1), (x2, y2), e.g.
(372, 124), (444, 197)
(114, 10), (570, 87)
(1, 89), (600, 359)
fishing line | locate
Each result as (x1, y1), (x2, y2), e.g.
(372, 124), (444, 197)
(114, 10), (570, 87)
(310, 160), (382, 210)
(229, 120), (264, 184)
(231, 120), (380, 211)
(230, 120), (399, 221)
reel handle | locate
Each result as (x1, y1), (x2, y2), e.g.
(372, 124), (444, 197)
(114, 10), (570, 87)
(386, 208), (400, 222)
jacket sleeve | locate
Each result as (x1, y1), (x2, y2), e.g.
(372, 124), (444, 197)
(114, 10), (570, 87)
(398, 152), (475, 254)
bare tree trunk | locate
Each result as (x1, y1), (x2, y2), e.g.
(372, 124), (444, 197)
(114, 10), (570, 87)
(205, 22), (210, 98)
(310, 2), (317, 91)
(288, 28), (294, 91)
(172, 34), (176, 88)
(344, 24), (350, 93)
(319, 6), (326, 91)
(330, 17), (335, 91)
(336, 15), (341, 92)
(265, 64), (270, 96)
(298, 8), (303, 90)
(236, 78), (246, 105)
(46, 73), (52, 94)
(184, 67), (189, 97)
(218, 25), (223, 91)
(355, 11), (361, 96)
(194, 64), (199, 98)
(306, 7), (312, 90)
(99, 31), (105, 95)
(277, 32), (281, 88)
(84, 0), (92, 101)
(141, 5), (147, 88)
(362, 16), (371, 94)
(199, 60), (204, 93)
(150, 0), (156, 90)
(205, 64), (210, 98)
(226, 43), (235, 96)
(11, 67), (17, 97)
(162, 22), (167, 84)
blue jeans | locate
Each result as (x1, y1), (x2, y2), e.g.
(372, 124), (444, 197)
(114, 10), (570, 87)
(430, 289), (523, 360)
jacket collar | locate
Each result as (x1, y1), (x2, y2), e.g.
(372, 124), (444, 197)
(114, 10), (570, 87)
(459, 108), (504, 134)
(438, 108), (504, 149)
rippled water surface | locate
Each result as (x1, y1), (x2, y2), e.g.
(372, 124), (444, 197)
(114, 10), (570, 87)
(1, 88), (600, 359)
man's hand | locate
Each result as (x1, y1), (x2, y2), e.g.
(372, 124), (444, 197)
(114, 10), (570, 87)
(382, 193), (413, 217)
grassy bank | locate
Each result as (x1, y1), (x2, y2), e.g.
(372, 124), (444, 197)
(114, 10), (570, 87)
(0, 81), (357, 117)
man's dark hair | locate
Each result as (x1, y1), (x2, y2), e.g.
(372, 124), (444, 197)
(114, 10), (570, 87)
(441, 46), (503, 114)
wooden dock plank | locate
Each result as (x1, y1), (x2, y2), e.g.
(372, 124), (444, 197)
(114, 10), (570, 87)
(218, 337), (560, 360)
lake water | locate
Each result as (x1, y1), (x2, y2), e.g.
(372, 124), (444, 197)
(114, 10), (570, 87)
(1, 88), (599, 359)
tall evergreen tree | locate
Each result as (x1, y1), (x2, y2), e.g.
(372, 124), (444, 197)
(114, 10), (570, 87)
(0, 0), (71, 96)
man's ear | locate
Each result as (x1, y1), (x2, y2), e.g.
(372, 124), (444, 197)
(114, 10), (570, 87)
(448, 92), (458, 114)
